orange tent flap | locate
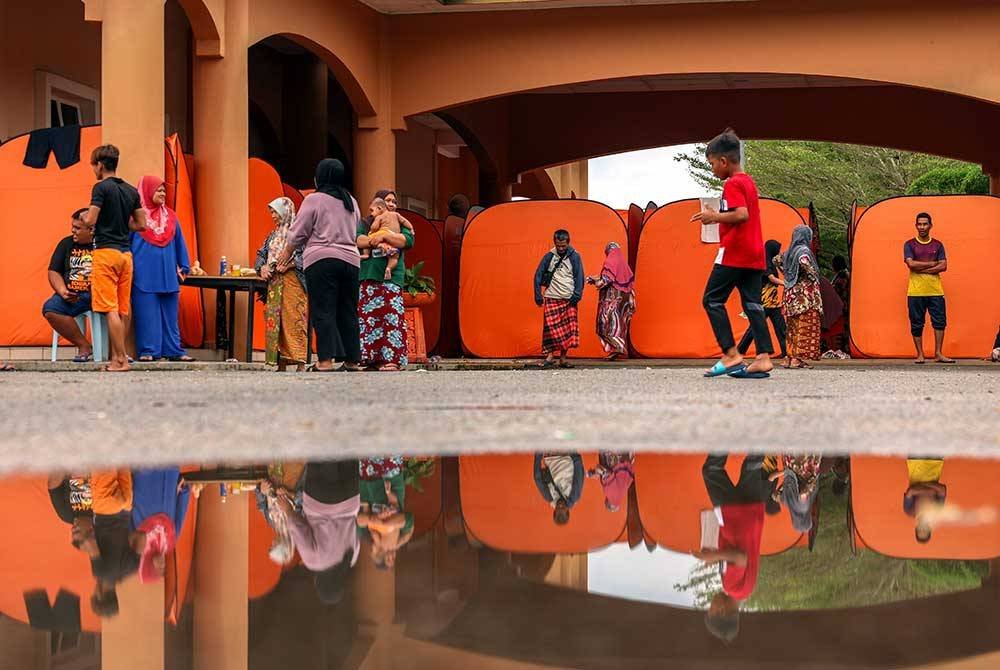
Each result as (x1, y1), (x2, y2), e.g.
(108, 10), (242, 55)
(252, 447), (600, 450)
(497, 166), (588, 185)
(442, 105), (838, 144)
(165, 134), (205, 348)
(0, 476), (103, 631)
(851, 456), (1000, 560)
(634, 454), (803, 555)
(851, 196), (1000, 358)
(459, 454), (626, 554)
(631, 198), (804, 358)
(627, 204), (643, 270)
(248, 158), (285, 351)
(282, 183), (304, 211)
(406, 457), (443, 539)
(459, 200), (628, 358)
(248, 493), (283, 599)
(399, 209), (444, 353)
(0, 126), (102, 346)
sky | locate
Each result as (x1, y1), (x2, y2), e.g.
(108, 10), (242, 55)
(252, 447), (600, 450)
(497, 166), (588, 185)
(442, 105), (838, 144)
(588, 145), (705, 209)
(588, 544), (699, 608)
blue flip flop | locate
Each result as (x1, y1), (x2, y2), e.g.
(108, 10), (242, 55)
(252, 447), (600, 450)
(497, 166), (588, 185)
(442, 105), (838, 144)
(704, 361), (747, 378)
(729, 367), (771, 379)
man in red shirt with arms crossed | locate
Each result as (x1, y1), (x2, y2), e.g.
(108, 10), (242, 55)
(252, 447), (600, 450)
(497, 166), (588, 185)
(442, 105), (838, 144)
(692, 129), (774, 379)
(695, 453), (767, 643)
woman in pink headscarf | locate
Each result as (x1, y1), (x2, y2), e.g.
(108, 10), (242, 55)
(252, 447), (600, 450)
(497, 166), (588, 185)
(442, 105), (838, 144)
(587, 242), (636, 360)
(130, 176), (192, 361)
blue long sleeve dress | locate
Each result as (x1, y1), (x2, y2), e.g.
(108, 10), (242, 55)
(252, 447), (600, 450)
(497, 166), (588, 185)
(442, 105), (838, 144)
(131, 227), (190, 359)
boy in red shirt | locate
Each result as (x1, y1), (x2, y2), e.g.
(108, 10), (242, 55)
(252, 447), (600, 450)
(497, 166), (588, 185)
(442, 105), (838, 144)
(695, 453), (767, 643)
(691, 129), (774, 379)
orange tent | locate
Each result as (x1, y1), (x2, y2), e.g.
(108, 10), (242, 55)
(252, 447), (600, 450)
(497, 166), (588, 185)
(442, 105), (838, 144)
(459, 454), (626, 553)
(248, 158), (285, 351)
(399, 209), (444, 353)
(631, 198), (804, 358)
(851, 196), (1000, 358)
(459, 200), (628, 358)
(165, 135), (204, 348)
(282, 183), (304, 211)
(851, 456), (1000, 560)
(634, 454), (803, 555)
(0, 126), (102, 346)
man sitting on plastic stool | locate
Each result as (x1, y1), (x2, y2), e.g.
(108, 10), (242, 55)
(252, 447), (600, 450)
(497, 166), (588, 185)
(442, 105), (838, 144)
(43, 209), (95, 362)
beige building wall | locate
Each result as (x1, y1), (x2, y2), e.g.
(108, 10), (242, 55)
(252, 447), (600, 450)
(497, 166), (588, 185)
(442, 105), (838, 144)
(545, 161), (589, 200)
(0, 0), (101, 141)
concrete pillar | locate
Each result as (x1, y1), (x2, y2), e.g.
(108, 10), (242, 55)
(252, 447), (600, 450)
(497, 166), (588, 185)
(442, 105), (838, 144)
(0, 616), (47, 670)
(353, 545), (396, 669)
(102, 577), (165, 670)
(89, 0), (166, 183)
(193, 488), (249, 670)
(193, 0), (249, 354)
(354, 16), (395, 206)
(546, 161), (589, 200)
(543, 553), (588, 591)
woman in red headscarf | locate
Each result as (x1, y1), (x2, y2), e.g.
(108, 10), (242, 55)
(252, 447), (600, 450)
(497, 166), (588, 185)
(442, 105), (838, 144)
(587, 242), (636, 360)
(130, 176), (192, 361)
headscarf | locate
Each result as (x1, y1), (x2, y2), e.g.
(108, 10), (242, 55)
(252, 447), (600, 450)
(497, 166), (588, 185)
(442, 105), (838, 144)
(137, 176), (178, 247)
(314, 159), (354, 213)
(764, 239), (782, 279)
(374, 189), (396, 211)
(780, 471), (817, 533)
(782, 225), (819, 290)
(137, 513), (177, 584)
(266, 196), (296, 267)
(601, 242), (634, 292)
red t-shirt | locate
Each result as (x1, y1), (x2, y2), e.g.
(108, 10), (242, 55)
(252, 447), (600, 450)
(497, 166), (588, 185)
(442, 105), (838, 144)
(719, 502), (764, 600)
(719, 173), (765, 270)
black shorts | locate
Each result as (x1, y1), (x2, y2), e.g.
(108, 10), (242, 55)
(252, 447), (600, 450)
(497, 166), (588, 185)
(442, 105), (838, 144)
(908, 296), (946, 336)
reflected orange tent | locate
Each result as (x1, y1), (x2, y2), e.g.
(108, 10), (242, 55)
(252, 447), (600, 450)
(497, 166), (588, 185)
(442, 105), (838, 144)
(851, 456), (1000, 560)
(165, 134), (204, 348)
(631, 198), (804, 358)
(634, 454), (803, 554)
(850, 196), (1000, 358)
(459, 454), (626, 553)
(407, 457), (443, 539)
(459, 200), (628, 358)
(248, 158), (285, 352)
(0, 477), (103, 631)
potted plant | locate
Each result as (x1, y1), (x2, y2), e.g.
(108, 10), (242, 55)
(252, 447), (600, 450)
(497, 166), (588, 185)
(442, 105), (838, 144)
(403, 457), (436, 493)
(403, 261), (437, 308)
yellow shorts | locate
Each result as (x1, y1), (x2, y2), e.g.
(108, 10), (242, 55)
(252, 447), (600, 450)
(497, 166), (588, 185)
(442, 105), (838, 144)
(91, 249), (133, 315)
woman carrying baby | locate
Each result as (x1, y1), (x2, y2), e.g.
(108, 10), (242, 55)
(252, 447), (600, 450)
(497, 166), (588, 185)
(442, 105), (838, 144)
(356, 189), (413, 372)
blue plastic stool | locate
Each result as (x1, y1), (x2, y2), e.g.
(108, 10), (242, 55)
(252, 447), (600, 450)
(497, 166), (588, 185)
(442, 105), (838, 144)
(50, 311), (108, 362)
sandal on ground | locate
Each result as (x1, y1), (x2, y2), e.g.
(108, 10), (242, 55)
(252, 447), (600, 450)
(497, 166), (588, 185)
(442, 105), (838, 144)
(378, 364), (401, 372)
(729, 367), (771, 379)
(138, 356), (155, 362)
(704, 360), (746, 378)
(307, 364), (338, 372)
(0, 363), (14, 372)
(537, 359), (557, 369)
(341, 363), (364, 372)
(169, 355), (196, 362)
(935, 358), (957, 364)
(72, 353), (93, 363)
(558, 361), (574, 369)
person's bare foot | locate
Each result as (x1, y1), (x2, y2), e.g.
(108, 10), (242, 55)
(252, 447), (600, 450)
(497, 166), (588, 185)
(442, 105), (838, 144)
(935, 355), (956, 364)
(914, 357), (926, 365)
(104, 363), (131, 372)
(746, 355), (773, 374)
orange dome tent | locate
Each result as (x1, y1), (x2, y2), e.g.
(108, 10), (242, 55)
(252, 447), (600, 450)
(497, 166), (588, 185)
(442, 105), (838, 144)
(459, 200), (627, 358)
(630, 198), (804, 358)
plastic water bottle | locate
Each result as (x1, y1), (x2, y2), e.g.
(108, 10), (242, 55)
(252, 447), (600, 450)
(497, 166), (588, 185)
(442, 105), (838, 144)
(219, 256), (228, 276)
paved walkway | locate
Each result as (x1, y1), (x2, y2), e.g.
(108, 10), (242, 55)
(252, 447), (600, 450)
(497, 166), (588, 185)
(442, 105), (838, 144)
(0, 365), (997, 473)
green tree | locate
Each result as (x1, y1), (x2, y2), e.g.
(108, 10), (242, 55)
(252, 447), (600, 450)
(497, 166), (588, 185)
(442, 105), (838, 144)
(907, 164), (989, 196)
(675, 142), (978, 270)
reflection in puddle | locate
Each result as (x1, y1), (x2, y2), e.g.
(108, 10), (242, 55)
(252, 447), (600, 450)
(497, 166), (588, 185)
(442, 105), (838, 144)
(3, 453), (999, 668)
